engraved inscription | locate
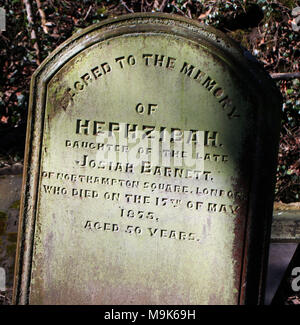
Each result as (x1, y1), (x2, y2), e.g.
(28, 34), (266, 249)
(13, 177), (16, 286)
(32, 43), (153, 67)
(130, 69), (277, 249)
(67, 53), (240, 120)
(41, 114), (242, 245)
(41, 95), (243, 245)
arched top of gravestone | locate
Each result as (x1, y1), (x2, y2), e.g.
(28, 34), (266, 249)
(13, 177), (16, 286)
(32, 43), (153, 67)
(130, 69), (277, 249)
(31, 13), (281, 108)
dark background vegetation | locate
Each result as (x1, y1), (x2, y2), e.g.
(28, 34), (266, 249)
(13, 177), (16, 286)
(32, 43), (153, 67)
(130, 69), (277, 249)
(0, 0), (299, 202)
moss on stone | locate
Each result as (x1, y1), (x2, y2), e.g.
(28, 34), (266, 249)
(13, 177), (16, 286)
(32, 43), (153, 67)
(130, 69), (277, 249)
(0, 219), (7, 235)
(6, 243), (16, 257)
(0, 211), (7, 218)
(9, 200), (20, 210)
(7, 233), (17, 243)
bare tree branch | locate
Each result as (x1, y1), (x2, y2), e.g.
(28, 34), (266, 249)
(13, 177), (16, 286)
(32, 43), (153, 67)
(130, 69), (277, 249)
(22, 0), (40, 65)
(84, 5), (92, 21)
(153, 0), (160, 10)
(36, 0), (49, 34)
(120, 1), (134, 13)
(271, 72), (300, 80)
(160, 0), (169, 12)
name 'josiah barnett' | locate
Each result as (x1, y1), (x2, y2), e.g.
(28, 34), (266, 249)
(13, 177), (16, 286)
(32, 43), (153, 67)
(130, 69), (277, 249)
(76, 155), (212, 180)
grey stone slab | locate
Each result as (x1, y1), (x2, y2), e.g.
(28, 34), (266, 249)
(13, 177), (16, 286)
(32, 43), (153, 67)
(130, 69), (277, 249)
(271, 210), (300, 242)
(0, 174), (23, 289)
(13, 13), (281, 305)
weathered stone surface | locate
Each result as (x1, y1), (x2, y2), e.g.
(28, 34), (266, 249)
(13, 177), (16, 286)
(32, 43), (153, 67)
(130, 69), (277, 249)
(0, 174), (22, 290)
(271, 210), (300, 242)
(13, 14), (281, 305)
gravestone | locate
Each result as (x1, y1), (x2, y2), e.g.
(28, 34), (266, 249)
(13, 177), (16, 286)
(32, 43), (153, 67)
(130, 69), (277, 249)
(13, 13), (281, 305)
